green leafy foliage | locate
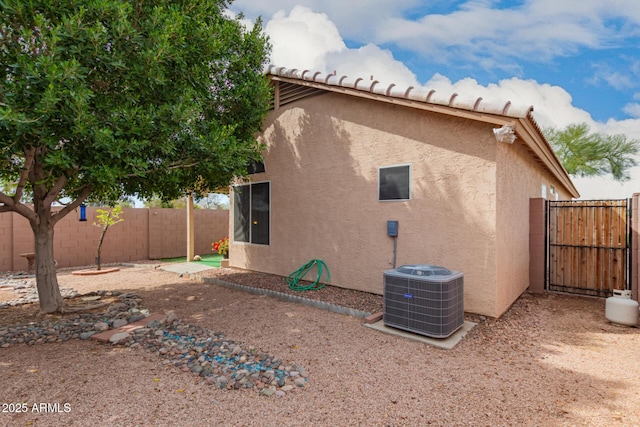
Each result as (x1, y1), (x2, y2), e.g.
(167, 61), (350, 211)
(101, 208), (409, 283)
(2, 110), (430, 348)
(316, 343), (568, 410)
(94, 205), (124, 229)
(545, 123), (639, 182)
(0, 0), (271, 311)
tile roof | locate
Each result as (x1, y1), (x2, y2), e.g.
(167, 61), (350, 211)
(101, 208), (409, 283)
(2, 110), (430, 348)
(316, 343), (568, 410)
(266, 65), (534, 120)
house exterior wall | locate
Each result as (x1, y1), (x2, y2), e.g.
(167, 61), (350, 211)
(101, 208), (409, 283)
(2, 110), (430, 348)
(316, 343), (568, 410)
(230, 92), (505, 316)
(494, 138), (573, 316)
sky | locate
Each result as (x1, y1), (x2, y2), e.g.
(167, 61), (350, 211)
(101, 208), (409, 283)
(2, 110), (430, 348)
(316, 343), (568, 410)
(228, 0), (640, 200)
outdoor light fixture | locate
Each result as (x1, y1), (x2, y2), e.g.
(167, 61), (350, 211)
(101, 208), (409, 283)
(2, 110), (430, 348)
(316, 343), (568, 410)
(79, 203), (87, 222)
(493, 124), (516, 144)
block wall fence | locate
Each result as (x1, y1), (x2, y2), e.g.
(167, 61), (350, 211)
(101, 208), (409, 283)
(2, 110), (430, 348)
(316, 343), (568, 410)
(0, 207), (229, 272)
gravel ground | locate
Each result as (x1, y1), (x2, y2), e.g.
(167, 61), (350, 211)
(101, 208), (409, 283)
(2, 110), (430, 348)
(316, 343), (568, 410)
(1, 264), (639, 426)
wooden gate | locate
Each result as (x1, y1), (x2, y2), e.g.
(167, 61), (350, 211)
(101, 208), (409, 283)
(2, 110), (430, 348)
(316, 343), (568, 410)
(546, 199), (632, 296)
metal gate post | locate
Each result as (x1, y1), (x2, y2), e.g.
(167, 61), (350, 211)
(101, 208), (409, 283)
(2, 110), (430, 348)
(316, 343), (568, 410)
(632, 194), (639, 301)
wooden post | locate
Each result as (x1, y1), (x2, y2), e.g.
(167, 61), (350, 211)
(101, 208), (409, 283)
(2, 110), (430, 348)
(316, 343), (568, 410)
(187, 194), (195, 262)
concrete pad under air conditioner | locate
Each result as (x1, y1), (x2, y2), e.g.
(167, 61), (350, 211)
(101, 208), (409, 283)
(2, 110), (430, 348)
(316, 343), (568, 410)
(364, 320), (476, 350)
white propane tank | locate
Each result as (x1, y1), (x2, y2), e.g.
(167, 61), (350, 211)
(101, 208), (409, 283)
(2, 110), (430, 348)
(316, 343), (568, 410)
(605, 290), (639, 327)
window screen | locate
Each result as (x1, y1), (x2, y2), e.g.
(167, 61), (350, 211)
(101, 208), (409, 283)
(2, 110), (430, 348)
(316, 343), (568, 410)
(379, 164), (411, 201)
(233, 185), (250, 242)
(233, 182), (270, 245)
(251, 182), (270, 245)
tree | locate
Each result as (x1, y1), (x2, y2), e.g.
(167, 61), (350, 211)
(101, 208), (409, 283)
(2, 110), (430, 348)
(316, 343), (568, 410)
(93, 206), (124, 270)
(143, 197), (187, 209)
(116, 198), (135, 209)
(198, 193), (230, 210)
(0, 0), (271, 312)
(545, 123), (640, 182)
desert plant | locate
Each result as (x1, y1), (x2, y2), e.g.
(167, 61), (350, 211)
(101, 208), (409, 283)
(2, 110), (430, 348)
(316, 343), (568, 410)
(545, 123), (639, 181)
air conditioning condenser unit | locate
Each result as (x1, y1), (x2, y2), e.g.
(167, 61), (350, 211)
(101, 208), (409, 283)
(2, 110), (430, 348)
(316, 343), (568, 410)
(383, 264), (464, 338)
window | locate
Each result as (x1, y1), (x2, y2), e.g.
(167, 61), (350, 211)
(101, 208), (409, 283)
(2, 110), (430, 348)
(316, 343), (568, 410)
(233, 182), (270, 245)
(247, 160), (265, 174)
(379, 164), (411, 201)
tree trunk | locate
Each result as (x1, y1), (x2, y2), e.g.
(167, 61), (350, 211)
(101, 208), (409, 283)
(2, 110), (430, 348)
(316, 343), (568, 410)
(96, 226), (108, 271)
(31, 207), (64, 313)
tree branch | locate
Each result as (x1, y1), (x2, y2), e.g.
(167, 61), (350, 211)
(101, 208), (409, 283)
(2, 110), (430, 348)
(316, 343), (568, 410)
(0, 192), (13, 207)
(43, 174), (69, 207)
(13, 147), (36, 203)
(51, 185), (93, 226)
(0, 191), (37, 221)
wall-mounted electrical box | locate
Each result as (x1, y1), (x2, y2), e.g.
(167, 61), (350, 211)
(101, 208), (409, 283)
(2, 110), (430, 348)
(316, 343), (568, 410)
(387, 220), (398, 237)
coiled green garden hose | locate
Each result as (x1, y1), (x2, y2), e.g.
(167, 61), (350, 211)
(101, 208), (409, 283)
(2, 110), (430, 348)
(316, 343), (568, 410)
(287, 259), (330, 291)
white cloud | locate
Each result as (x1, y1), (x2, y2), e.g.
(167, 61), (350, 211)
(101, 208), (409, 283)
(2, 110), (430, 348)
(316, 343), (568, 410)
(420, 74), (593, 129)
(589, 62), (638, 91)
(264, 7), (417, 87)
(375, 4), (618, 72)
(231, 0), (418, 40)
(264, 6), (345, 71)
(623, 103), (640, 119)
(325, 45), (419, 88)
(383, 1), (640, 62)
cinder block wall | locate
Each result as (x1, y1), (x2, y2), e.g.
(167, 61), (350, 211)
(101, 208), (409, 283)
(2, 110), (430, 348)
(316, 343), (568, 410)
(11, 212), (34, 271)
(528, 198), (546, 293)
(1, 207), (229, 271)
(195, 208), (228, 255)
(0, 212), (13, 271)
(55, 207), (151, 267)
(149, 207), (182, 259)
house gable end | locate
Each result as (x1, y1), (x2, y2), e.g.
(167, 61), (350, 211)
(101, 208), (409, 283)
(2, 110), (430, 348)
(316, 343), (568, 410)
(267, 66), (579, 198)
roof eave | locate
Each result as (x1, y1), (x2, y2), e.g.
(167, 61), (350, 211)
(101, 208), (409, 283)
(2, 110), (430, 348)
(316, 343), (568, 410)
(515, 117), (580, 198)
(270, 74), (518, 127)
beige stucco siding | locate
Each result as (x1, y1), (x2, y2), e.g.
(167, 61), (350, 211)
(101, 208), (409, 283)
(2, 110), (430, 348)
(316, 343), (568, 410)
(494, 138), (572, 316)
(231, 92), (502, 316)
